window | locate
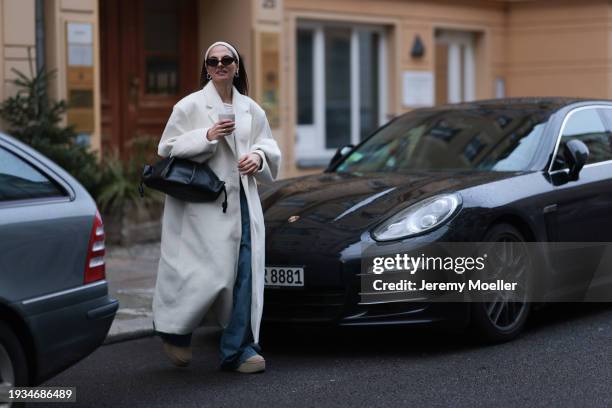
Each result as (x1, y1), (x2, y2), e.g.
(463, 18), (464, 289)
(295, 22), (387, 166)
(0, 148), (65, 201)
(552, 108), (612, 171)
(144, 0), (180, 95)
(435, 30), (476, 105)
(324, 26), (352, 149)
(593, 107), (612, 162)
(297, 29), (314, 125)
(359, 30), (380, 141)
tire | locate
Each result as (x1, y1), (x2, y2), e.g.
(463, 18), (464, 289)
(470, 223), (532, 343)
(0, 321), (29, 408)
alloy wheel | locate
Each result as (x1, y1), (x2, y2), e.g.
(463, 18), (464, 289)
(483, 235), (530, 331)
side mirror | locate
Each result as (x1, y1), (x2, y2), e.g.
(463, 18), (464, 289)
(563, 139), (589, 179)
(327, 144), (354, 170)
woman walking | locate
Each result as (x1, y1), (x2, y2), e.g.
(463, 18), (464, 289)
(152, 41), (281, 373)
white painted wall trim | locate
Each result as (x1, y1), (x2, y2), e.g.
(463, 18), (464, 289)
(378, 30), (388, 127)
(448, 42), (461, 103)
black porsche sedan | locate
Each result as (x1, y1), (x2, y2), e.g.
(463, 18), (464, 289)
(260, 98), (612, 342)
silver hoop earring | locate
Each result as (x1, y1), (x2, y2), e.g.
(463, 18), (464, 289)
(235, 71), (239, 78)
(206, 73), (212, 80)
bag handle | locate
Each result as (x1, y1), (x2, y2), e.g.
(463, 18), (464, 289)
(138, 163), (151, 198)
(188, 163), (197, 183)
(161, 157), (176, 178)
(221, 185), (227, 213)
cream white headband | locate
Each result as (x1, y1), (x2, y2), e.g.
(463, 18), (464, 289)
(204, 41), (239, 66)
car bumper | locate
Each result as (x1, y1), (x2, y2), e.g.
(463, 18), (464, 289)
(264, 229), (474, 330)
(18, 280), (118, 384)
(263, 288), (470, 330)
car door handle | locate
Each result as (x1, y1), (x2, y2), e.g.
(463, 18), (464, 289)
(543, 204), (558, 214)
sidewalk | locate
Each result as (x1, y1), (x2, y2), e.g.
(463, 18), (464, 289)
(104, 242), (160, 343)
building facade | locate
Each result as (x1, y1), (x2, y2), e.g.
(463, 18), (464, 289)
(1, 0), (612, 178)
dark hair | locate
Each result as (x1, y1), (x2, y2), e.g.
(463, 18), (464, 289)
(199, 44), (249, 95)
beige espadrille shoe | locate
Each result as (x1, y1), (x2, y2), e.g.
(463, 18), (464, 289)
(162, 341), (192, 367)
(235, 354), (266, 373)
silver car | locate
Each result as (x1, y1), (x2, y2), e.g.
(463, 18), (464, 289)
(0, 133), (118, 392)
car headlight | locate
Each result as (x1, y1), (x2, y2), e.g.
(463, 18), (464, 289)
(372, 193), (462, 241)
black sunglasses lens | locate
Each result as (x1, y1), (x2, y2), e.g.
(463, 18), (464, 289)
(206, 58), (219, 67)
(221, 56), (235, 66)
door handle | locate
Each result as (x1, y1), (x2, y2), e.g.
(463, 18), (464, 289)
(543, 204), (557, 214)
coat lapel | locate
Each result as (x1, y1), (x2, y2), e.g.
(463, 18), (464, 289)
(231, 87), (252, 159)
(202, 82), (251, 159)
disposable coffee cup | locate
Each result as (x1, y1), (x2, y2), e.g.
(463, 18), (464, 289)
(218, 113), (235, 122)
(218, 113), (236, 141)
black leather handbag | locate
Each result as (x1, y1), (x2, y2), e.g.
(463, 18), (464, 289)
(139, 156), (227, 212)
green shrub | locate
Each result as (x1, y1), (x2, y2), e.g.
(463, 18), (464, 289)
(0, 66), (100, 195)
(0, 64), (162, 214)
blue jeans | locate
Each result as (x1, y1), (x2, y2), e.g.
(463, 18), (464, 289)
(155, 182), (261, 368)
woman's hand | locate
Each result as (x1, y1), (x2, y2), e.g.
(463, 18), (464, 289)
(238, 153), (262, 176)
(206, 119), (235, 141)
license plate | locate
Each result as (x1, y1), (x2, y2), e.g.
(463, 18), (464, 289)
(265, 266), (304, 287)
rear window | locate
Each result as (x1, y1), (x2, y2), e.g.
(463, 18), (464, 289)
(0, 147), (66, 201)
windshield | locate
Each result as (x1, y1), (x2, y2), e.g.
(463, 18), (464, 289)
(336, 108), (552, 174)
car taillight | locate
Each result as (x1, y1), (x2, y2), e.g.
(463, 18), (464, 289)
(84, 209), (106, 284)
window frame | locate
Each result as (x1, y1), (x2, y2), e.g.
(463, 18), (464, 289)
(295, 20), (388, 167)
(547, 105), (612, 174)
(0, 140), (72, 208)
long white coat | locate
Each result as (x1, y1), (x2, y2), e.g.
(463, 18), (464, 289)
(152, 81), (281, 343)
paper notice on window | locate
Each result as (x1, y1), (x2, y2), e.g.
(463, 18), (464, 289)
(67, 22), (93, 66)
(68, 44), (93, 66)
(67, 23), (93, 44)
(402, 71), (434, 108)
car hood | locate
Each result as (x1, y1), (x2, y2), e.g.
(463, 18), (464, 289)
(262, 171), (520, 253)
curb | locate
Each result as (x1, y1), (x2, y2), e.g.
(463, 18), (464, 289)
(104, 315), (156, 345)
(104, 327), (155, 345)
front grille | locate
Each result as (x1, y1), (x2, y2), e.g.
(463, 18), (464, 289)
(263, 289), (347, 322)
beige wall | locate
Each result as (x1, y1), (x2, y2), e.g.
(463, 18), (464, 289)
(197, 0), (292, 177)
(252, 0), (285, 177)
(2, 0), (612, 176)
(0, 0), (100, 154)
(0, 0), (36, 103)
(197, 0), (253, 88)
(45, 0), (100, 155)
(505, 0), (610, 98)
(281, 0), (507, 177)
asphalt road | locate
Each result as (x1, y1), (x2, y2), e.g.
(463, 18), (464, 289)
(40, 303), (611, 408)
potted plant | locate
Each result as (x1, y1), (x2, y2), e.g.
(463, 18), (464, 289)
(97, 135), (164, 245)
